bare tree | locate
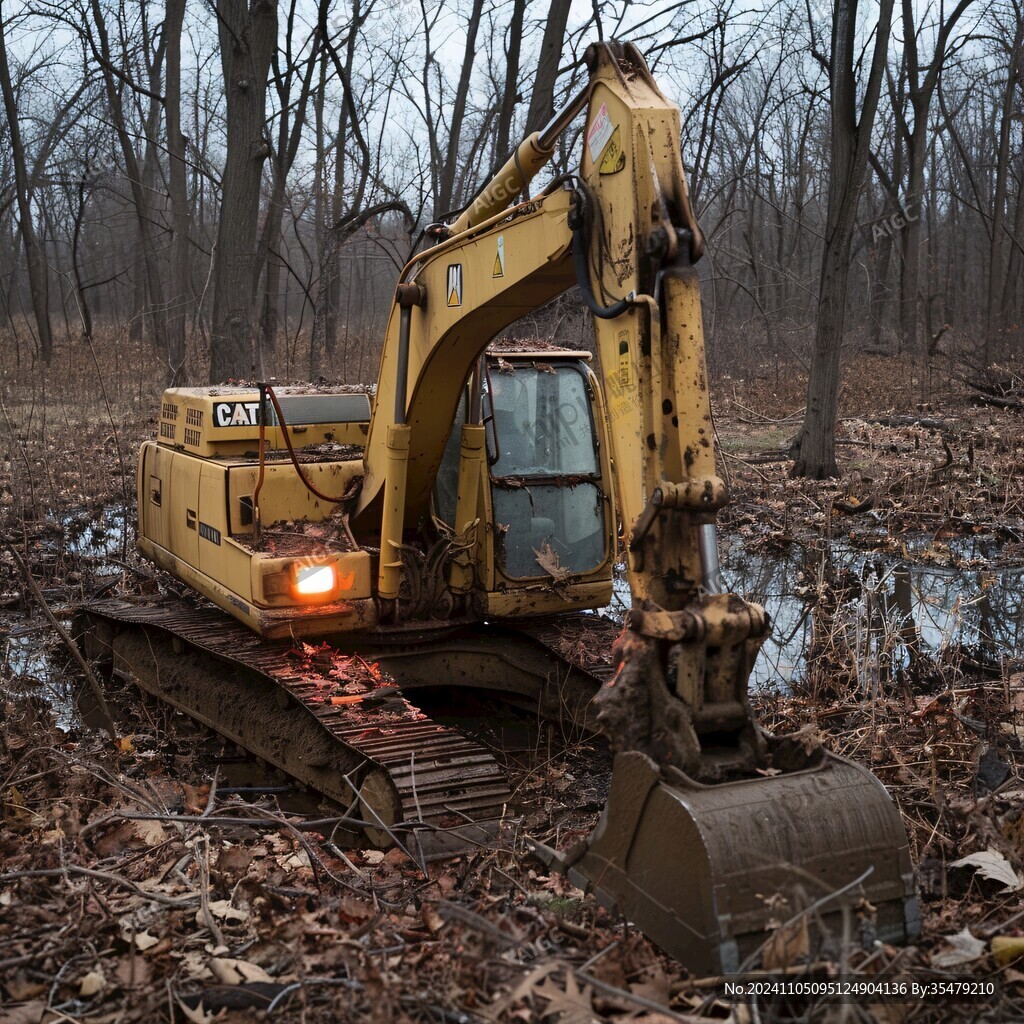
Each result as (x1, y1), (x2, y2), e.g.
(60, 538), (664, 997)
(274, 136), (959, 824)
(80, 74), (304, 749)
(209, 0), (277, 383)
(165, 0), (189, 384)
(892, 0), (975, 361)
(0, 15), (52, 362)
(791, 0), (895, 478)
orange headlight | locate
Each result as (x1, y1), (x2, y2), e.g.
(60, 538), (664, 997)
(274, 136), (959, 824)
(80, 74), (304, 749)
(292, 563), (336, 597)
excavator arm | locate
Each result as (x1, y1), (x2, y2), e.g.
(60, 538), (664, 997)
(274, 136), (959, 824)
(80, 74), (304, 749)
(351, 40), (919, 972)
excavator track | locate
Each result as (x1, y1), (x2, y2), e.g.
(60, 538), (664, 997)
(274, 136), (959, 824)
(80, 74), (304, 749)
(75, 599), (516, 861)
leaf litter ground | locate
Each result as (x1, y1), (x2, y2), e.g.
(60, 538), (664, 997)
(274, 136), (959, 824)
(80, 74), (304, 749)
(3, 346), (1024, 1021)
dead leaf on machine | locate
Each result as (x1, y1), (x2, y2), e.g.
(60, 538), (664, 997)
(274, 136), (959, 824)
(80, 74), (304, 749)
(534, 542), (572, 583)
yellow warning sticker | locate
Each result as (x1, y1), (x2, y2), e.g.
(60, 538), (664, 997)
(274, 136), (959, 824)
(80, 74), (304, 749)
(447, 264), (462, 307)
(617, 330), (633, 387)
(493, 236), (505, 278)
(598, 127), (625, 174)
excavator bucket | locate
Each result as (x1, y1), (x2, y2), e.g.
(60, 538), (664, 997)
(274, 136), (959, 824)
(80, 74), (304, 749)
(541, 750), (919, 976)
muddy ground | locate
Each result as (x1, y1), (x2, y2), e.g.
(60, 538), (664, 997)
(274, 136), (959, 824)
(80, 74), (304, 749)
(2, 344), (1024, 1022)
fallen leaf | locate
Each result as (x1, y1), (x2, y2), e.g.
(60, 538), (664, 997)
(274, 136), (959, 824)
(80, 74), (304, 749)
(281, 849), (311, 870)
(338, 896), (375, 924)
(628, 964), (671, 1008)
(114, 955), (152, 988)
(930, 927), (986, 968)
(134, 931), (160, 951)
(195, 899), (249, 927)
(180, 950), (214, 980)
(0, 1001), (48, 1024)
(79, 969), (106, 996)
(208, 958), (275, 985)
(992, 935), (1024, 965)
(762, 916), (809, 970)
(3, 785), (37, 826)
(175, 996), (216, 1024)
(421, 904), (444, 933)
(534, 970), (595, 1024)
(3, 972), (47, 1000)
(950, 849), (1022, 891)
(363, 850), (385, 865)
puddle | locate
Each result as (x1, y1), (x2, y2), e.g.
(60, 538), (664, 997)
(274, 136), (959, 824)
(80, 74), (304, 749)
(1, 628), (77, 727)
(62, 505), (131, 568)
(600, 533), (1024, 691)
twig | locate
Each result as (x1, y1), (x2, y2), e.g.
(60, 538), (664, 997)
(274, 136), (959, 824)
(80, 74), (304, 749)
(0, 866), (198, 906)
(5, 541), (116, 734)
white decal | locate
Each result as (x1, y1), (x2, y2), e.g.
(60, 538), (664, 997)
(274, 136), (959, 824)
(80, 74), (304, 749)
(214, 401), (261, 428)
(447, 264), (463, 307)
(587, 103), (614, 164)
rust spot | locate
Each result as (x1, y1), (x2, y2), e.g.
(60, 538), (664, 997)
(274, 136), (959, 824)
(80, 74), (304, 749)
(672, 415), (679, 428)
(684, 446), (695, 468)
(646, 433), (656, 451)
(662, 399), (673, 415)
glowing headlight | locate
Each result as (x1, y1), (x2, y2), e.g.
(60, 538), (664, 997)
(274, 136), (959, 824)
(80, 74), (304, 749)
(293, 564), (335, 596)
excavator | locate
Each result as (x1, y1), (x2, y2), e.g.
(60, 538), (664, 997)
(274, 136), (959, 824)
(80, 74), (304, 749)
(76, 41), (919, 975)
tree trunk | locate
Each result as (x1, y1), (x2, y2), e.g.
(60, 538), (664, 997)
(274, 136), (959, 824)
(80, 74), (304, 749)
(88, 0), (169, 359)
(210, 0), (278, 383)
(898, 113), (926, 358)
(791, 0), (894, 479)
(525, 0), (573, 133)
(435, 0), (485, 219)
(165, 0), (189, 385)
(991, 27), (1024, 353)
(0, 22), (52, 362)
(494, 0), (526, 161)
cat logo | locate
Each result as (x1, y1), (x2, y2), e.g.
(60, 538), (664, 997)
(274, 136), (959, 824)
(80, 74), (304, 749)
(447, 264), (463, 307)
(214, 401), (260, 428)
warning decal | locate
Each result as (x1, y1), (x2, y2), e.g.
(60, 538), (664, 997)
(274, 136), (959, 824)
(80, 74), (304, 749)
(493, 236), (505, 278)
(587, 102), (614, 164)
(617, 329), (633, 387)
(447, 264), (463, 307)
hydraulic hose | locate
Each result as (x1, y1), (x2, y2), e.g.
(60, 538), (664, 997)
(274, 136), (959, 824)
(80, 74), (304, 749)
(570, 190), (631, 320)
(257, 384), (354, 505)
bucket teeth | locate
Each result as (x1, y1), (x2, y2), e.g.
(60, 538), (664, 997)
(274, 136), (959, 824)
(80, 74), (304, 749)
(544, 750), (920, 975)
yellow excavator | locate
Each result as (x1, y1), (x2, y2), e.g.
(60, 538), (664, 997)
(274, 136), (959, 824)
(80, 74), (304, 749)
(77, 42), (918, 974)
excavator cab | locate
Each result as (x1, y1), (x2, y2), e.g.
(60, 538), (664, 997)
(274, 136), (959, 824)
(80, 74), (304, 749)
(433, 349), (615, 617)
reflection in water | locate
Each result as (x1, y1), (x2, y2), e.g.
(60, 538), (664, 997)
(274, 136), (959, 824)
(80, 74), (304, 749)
(600, 535), (1024, 692)
(727, 536), (1024, 691)
(62, 506), (130, 567)
(1, 631), (77, 728)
